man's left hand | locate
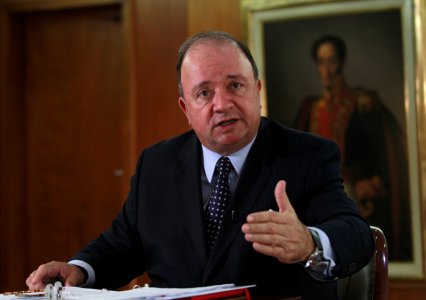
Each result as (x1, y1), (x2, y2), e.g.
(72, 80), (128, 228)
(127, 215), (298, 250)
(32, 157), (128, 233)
(241, 180), (315, 264)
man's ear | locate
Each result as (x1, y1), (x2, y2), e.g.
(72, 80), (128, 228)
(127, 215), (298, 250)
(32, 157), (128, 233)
(257, 79), (262, 94)
(178, 97), (190, 124)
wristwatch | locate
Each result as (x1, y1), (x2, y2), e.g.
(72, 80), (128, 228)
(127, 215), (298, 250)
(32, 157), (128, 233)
(303, 229), (330, 273)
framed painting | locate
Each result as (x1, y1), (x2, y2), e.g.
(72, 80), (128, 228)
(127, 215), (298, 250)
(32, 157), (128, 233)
(242, 0), (426, 279)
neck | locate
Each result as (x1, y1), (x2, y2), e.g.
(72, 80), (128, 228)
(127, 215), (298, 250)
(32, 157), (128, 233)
(322, 76), (350, 101)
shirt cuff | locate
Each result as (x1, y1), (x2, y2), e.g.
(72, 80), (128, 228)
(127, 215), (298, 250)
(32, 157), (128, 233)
(68, 260), (95, 288)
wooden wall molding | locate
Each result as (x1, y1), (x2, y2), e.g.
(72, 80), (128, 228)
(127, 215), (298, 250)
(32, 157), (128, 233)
(1, 0), (121, 12)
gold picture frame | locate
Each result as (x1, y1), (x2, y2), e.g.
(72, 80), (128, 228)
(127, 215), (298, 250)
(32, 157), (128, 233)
(242, 0), (426, 279)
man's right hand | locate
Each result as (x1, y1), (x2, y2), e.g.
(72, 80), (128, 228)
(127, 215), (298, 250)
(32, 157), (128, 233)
(26, 261), (86, 290)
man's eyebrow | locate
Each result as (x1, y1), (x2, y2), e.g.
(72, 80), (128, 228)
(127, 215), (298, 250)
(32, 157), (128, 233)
(227, 74), (246, 80)
(192, 81), (211, 95)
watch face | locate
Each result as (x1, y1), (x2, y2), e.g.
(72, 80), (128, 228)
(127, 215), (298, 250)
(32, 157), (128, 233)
(310, 259), (330, 273)
(305, 248), (330, 273)
(306, 248), (329, 273)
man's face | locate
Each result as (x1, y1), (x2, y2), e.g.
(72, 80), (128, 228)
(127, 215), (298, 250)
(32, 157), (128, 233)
(178, 40), (262, 155)
(316, 42), (343, 89)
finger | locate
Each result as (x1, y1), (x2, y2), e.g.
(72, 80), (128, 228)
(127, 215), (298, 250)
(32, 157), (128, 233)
(28, 269), (45, 288)
(32, 266), (55, 285)
(27, 262), (62, 289)
(242, 219), (286, 235)
(274, 180), (293, 213)
(245, 209), (280, 224)
(244, 231), (286, 245)
(26, 274), (35, 289)
(26, 271), (47, 290)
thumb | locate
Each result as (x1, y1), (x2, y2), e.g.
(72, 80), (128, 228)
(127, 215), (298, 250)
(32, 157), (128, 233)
(274, 180), (293, 213)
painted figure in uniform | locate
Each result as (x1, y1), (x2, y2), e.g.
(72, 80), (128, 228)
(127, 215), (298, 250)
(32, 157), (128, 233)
(295, 35), (411, 260)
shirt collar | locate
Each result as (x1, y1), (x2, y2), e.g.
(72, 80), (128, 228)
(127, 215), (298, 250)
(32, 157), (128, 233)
(202, 137), (256, 183)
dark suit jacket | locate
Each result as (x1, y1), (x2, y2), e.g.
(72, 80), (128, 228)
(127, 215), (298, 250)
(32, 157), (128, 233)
(73, 117), (375, 299)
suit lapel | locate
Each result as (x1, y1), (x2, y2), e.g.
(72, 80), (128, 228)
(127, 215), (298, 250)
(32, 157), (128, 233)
(175, 135), (208, 265)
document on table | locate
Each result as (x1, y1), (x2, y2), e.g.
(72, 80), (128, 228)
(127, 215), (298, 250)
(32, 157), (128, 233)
(0, 282), (255, 300)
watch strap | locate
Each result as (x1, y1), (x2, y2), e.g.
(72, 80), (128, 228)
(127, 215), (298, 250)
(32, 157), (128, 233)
(309, 229), (323, 250)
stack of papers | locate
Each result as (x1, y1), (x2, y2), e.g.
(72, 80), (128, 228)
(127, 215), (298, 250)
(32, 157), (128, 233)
(0, 282), (255, 300)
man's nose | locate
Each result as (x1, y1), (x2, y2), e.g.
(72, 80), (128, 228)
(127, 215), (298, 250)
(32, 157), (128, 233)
(324, 62), (333, 74)
(212, 89), (232, 112)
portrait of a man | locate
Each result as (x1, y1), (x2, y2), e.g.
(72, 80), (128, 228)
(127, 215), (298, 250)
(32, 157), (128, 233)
(293, 34), (411, 261)
(262, 9), (412, 261)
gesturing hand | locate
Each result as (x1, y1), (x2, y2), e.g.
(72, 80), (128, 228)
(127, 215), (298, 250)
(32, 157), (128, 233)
(241, 180), (315, 263)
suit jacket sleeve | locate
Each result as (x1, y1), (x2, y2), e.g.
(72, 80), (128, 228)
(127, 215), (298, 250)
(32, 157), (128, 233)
(291, 131), (375, 276)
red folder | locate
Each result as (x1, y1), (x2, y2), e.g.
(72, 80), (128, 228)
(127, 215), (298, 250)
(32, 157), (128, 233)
(184, 287), (252, 300)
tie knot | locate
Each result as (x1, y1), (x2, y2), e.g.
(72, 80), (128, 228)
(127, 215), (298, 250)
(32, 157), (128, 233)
(216, 156), (233, 176)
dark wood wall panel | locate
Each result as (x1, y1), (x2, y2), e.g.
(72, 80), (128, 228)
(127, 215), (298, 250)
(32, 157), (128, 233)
(0, 8), (27, 291)
(0, 1), (133, 291)
(24, 5), (132, 267)
(187, 0), (243, 39)
(133, 0), (188, 152)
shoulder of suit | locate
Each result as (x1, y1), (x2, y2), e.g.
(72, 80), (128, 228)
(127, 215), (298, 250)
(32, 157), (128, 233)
(141, 129), (198, 158)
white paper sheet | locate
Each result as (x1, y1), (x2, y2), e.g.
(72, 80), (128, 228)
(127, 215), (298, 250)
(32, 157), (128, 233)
(0, 283), (255, 300)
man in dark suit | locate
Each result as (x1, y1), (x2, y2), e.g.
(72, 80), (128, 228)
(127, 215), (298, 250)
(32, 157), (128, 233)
(26, 31), (374, 299)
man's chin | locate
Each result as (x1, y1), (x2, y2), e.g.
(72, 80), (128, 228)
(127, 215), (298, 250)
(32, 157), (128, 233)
(213, 136), (251, 154)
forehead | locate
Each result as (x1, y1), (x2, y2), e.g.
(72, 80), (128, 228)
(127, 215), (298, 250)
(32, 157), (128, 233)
(186, 38), (239, 57)
(316, 42), (340, 61)
(181, 40), (253, 79)
(318, 42), (337, 55)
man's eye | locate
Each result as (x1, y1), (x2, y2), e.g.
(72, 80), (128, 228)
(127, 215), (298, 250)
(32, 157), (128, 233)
(198, 90), (210, 97)
(231, 82), (241, 89)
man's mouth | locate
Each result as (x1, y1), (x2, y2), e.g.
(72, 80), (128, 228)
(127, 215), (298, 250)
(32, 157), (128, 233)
(217, 119), (237, 127)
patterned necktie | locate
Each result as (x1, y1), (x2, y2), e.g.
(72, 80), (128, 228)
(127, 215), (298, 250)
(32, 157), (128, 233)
(205, 156), (233, 252)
